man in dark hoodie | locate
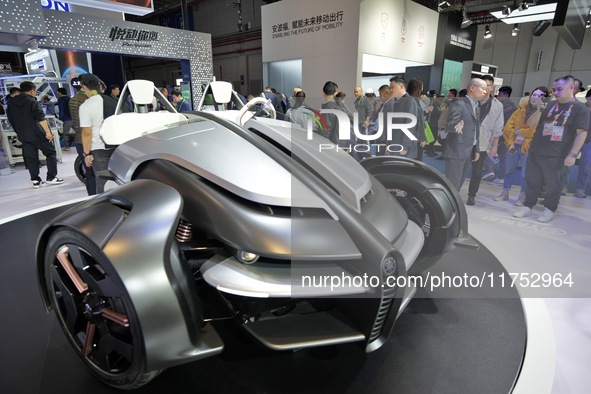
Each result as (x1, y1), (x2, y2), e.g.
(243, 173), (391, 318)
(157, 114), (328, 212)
(6, 81), (63, 188)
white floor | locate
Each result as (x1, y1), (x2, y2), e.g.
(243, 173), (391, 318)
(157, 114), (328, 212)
(0, 149), (89, 222)
(1, 153), (590, 392)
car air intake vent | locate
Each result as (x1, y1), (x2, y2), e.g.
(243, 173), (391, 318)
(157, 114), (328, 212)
(368, 285), (396, 343)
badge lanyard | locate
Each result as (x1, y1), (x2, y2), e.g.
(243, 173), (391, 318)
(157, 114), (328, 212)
(547, 98), (575, 127)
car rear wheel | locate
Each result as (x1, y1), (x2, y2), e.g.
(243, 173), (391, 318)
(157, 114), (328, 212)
(74, 155), (86, 184)
(45, 228), (160, 389)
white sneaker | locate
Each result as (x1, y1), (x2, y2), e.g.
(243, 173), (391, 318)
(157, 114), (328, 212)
(491, 177), (504, 185)
(536, 208), (554, 223)
(495, 190), (509, 201)
(515, 192), (525, 206)
(482, 172), (495, 182)
(513, 206), (531, 218)
(32, 180), (45, 189)
(46, 177), (64, 185)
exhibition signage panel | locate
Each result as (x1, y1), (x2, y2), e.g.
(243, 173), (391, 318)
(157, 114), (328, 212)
(441, 13), (477, 62)
(38, 9), (212, 105)
(261, 0), (361, 63)
(358, 0), (439, 65)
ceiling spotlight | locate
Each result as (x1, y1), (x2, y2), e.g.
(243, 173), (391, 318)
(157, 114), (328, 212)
(461, 8), (472, 28)
(484, 25), (492, 39)
(512, 24), (520, 36)
(518, 2), (529, 12)
(502, 6), (512, 16)
(438, 1), (451, 9)
(586, 19), (590, 29)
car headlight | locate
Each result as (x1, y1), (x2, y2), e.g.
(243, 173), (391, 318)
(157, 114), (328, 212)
(237, 250), (259, 264)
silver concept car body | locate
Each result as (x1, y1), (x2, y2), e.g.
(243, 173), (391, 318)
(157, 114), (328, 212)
(36, 80), (473, 389)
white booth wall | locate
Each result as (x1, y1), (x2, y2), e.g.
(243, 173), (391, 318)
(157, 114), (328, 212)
(261, 0), (438, 108)
(262, 0), (361, 109)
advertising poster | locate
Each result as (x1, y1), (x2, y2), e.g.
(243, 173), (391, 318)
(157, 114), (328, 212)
(55, 50), (91, 79)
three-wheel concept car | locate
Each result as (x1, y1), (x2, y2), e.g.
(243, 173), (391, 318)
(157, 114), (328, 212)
(36, 80), (474, 388)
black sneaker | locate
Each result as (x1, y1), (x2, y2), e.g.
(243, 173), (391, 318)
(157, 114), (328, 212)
(46, 177), (64, 185)
(466, 195), (475, 206)
(32, 180), (45, 189)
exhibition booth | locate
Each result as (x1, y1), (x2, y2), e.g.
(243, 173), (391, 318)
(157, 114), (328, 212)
(1, 1), (590, 393)
(260, 0), (498, 105)
(0, 0), (212, 106)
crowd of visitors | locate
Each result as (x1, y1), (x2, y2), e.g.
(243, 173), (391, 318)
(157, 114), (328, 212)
(3, 73), (590, 223)
(276, 75), (589, 222)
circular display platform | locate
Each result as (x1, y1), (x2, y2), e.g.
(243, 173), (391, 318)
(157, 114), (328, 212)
(0, 206), (525, 394)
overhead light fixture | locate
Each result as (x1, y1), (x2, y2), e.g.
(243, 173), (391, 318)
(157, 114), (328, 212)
(438, 1), (451, 11)
(512, 24), (520, 36)
(586, 19), (590, 29)
(518, 2), (529, 12)
(484, 25), (492, 39)
(461, 8), (472, 28)
(502, 6), (512, 16)
(491, 3), (557, 24)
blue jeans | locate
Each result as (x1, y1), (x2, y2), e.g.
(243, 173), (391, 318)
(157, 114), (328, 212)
(575, 142), (591, 192)
(483, 140), (508, 178)
(503, 145), (526, 192)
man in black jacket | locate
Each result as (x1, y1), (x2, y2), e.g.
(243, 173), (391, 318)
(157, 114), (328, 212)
(6, 81), (63, 188)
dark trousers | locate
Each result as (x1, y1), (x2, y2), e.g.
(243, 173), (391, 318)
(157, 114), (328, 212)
(91, 149), (114, 194)
(354, 123), (371, 161)
(22, 137), (57, 182)
(468, 151), (486, 197)
(75, 143), (96, 195)
(523, 152), (567, 212)
(445, 158), (472, 191)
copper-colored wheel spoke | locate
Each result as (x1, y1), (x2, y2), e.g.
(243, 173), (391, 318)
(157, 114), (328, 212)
(101, 308), (129, 327)
(56, 246), (88, 293)
(83, 322), (96, 356)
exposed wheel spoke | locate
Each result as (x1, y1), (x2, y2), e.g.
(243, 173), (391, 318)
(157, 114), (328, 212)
(101, 307), (129, 327)
(52, 266), (85, 333)
(83, 322), (96, 356)
(56, 246), (88, 293)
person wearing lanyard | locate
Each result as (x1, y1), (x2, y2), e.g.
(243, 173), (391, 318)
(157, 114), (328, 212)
(513, 75), (589, 222)
(172, 90), (191, 112)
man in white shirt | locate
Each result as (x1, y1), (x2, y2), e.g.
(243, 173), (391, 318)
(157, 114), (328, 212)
(79, 73), (112, 194)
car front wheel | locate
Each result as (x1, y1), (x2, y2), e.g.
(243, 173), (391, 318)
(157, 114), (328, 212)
(45, 228), (160, 389)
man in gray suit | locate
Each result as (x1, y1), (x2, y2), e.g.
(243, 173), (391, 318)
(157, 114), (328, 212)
(443, 79), (488, 191)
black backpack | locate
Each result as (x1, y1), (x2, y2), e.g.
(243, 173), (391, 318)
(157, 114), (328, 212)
(101, 94), (118, 120)
(100, 94), (120, 149)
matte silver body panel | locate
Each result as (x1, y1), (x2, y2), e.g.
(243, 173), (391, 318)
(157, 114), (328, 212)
(40, 180), (222, 370)
(244, 117), (372, 212)
(201, 219), (423, 298)
(108, 119), (332, 212)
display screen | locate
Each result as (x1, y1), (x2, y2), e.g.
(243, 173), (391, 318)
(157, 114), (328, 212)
(56, 50), (90, 79)
(63, 0), (154, 16)
(553, 0), (590, 49)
